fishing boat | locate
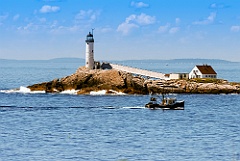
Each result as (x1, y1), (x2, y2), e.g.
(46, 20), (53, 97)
(145, 85), (184, 110)
(145, 91), (184, 110)
(145, 96), (184, 110)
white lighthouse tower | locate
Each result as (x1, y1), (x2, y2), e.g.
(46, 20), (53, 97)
(85, 30), (94, 69)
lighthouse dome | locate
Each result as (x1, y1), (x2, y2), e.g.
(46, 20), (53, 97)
(85, 32), (94, 43)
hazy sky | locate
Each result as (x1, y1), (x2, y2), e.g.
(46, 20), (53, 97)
(0, 0), (240, 61)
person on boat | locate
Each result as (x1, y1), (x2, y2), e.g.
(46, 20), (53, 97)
(162, 99), (166, 105)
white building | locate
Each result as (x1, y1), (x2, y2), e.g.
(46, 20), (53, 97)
(189, 65), (217, 79)
(85, 31), (94, 69)
(164, 73), (189, 80)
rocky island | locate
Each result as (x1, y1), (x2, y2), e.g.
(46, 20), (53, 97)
(28, 67), (240, 94)
(27, 31), (240, 95)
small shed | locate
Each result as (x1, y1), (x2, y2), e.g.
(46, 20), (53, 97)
(164, 73), (189, 80)
(189, 65), (217, 79)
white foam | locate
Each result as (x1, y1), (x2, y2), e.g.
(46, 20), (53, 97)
(108, 90), (126, 95)
(60, 89), (79, 95)
(0, 89), (14, 93)
(19, 86), (31, 93)
(90, 90), (107, 95)
(122, 106), (146, 109)
(103, 106), (117, 109)
(0, 87), (126, 95)
(89, 89), (126, 95)
(0, 86), (45, 94)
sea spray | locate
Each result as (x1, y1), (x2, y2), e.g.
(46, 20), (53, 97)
(60, 89), (79, 95)
(0, 86), (45, 94)
(90, 90), (126, 95)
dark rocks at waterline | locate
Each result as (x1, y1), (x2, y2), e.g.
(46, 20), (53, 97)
(27, 66), (240, 94)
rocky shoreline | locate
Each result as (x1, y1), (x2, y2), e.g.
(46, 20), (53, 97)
(28, 67), (240, 94)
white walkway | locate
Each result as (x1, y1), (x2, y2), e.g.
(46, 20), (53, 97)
(110, 64), (165, 79)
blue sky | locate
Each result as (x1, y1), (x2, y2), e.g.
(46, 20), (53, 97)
(0, 0), (240, 61)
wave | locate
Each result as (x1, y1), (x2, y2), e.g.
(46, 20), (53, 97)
(0, 87), (126, 95)
(89, 90), (126, 95)
(0, 87), (79, 95)
(0, 86), (45, 94)
(60, 89), (79, 95)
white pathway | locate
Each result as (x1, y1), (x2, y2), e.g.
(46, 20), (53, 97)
(110, 64), (165, 79)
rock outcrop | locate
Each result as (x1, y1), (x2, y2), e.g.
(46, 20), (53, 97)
(27, 67), (240, 94)
(28, 67), (148, 94)
(146, 79), (240, 94)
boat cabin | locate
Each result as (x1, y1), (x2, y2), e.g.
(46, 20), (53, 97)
(162, 97), (176, 105)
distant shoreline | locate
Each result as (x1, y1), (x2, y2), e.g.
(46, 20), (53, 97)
(0, 58), (239, 63)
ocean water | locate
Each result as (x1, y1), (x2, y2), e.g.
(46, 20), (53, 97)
(0, 59), (240, 161)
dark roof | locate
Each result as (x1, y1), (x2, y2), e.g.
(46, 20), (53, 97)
(196, 65), (217, 74)
(86, 32), (94, 43)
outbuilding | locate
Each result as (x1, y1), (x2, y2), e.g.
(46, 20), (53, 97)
(164, 73), (189, 80)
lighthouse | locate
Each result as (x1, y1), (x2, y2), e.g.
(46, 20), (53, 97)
(85, 30), (94, 69)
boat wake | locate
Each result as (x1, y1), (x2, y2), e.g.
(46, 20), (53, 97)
(122, 106), (146, 109)
(103, 106), (145, 109)
(0, 105), (147, 111)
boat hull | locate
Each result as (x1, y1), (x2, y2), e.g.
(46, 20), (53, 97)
(145, 101), (184, 110)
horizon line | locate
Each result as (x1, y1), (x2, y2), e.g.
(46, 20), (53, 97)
(0, 57), (239, 63)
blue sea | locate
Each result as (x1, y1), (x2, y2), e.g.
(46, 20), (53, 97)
(0, 59), (240, 161)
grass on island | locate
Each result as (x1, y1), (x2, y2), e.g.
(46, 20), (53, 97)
(189, 78), (226, 84)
